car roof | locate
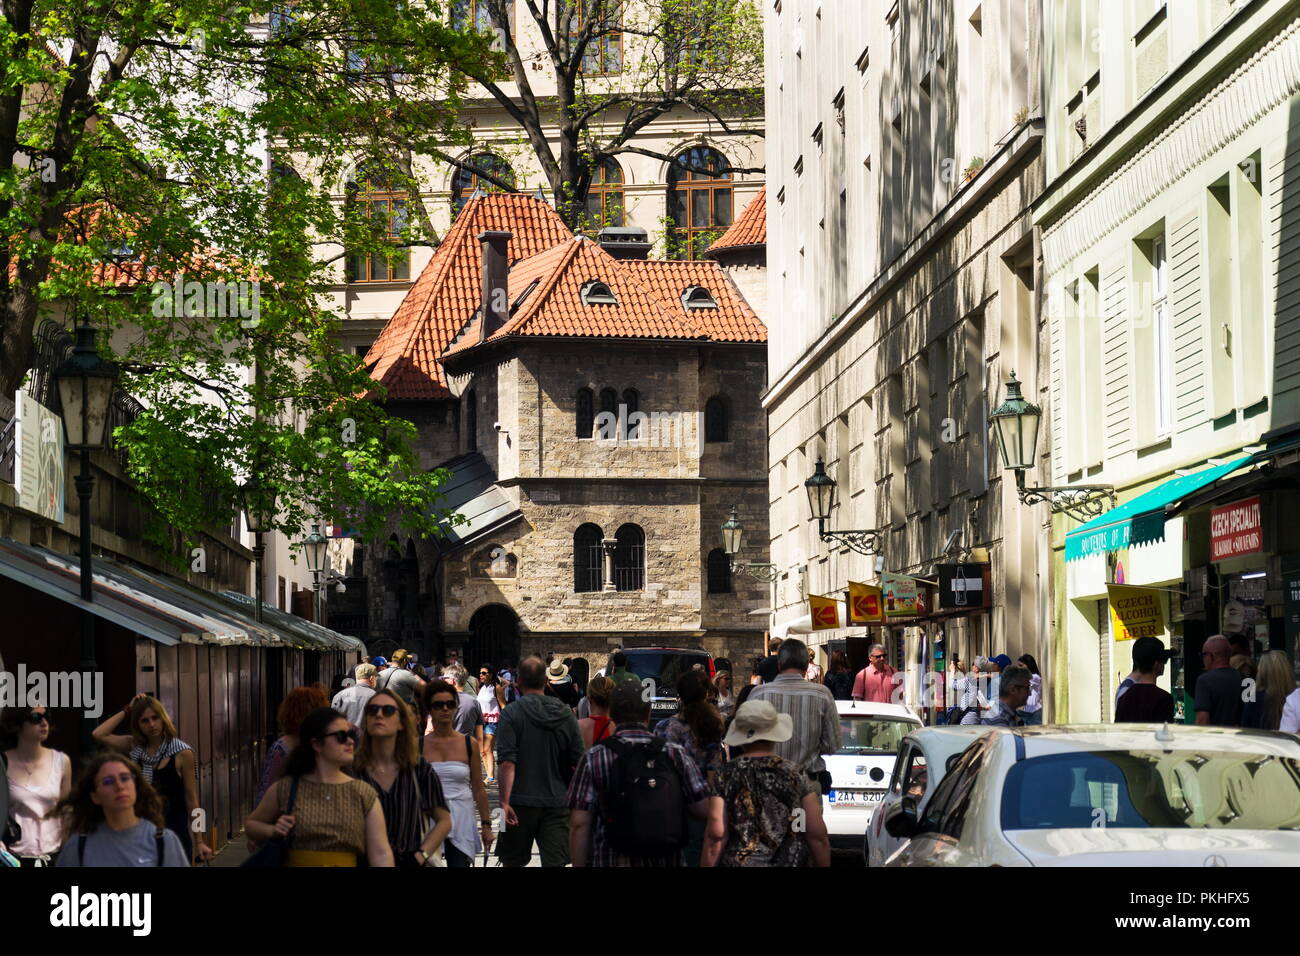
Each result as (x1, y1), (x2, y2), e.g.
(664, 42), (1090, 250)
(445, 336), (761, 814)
(624, 647), (710, 655)
(1006, 724), (1300, 757)
(835, 700), (920, 720)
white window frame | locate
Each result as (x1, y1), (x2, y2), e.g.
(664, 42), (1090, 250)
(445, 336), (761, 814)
(1152, 235), (1172, 437)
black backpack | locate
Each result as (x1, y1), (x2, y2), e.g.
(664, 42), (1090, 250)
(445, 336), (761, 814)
(599, 737), (686, 857)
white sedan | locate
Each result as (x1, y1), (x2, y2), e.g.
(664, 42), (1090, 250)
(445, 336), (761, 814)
(864, 724), (994, 866)
(823, 701), (921, 855)
(883, 724), (1300, 866)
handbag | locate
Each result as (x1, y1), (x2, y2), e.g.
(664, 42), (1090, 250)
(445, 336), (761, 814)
(241, 774), (299, 867)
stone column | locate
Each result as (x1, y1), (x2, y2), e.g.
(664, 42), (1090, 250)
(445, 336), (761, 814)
(602, 538), (618, 592)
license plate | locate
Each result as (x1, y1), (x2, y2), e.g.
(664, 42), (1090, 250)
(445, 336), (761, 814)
(828, 789), (882, 807)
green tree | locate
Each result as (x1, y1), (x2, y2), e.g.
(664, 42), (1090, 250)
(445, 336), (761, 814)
(0, 0), (493, 546)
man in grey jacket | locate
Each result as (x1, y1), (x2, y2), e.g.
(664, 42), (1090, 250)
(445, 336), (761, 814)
(495, 656), (584, 867)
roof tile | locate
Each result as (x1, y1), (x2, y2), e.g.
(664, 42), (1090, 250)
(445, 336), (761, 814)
(704, 187), (766, 257)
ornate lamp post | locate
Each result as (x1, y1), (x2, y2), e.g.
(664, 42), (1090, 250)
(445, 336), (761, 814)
(804, 459), (886, 555)
(721, 506), (778, 582)
(241, 478), (274, 623)
(54, 318), (118, 756)
(989, 372), (1114, 521)
(303, 521), (328, 624)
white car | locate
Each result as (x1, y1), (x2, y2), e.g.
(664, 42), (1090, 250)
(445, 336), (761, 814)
(883, 724), (1300, 866)
(822, 700), (921, 856)
(865, 724), (994, 866)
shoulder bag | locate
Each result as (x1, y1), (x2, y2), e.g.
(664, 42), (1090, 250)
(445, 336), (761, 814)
(241, 774), (299, 867)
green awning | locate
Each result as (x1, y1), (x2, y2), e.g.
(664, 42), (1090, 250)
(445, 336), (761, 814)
(1064, 455), (1256, 562)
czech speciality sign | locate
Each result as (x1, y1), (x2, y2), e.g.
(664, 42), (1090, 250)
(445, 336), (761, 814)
(1210, 496), (1263, 562)
(1107, 584), (1165, 642)
(937, 563), (990, 610)
(847, 581), (883, 624)
(881, 573), (920, 619)
(14, 389), (65, 523)
(808, 594), (840, 630)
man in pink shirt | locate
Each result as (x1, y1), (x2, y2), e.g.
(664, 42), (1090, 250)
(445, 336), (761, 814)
(852, 644), (898, 704)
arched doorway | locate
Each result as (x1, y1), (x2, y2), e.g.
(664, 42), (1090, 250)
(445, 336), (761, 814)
(467, 604), (521, 673)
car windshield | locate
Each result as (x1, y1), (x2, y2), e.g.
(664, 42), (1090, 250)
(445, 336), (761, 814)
(837, 717), (917, 755)
(624, 652), (708, 695)
(1001, 751), (1300, 830)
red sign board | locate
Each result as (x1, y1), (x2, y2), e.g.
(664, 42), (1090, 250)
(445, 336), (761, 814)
(812, 603), (838, 627)
(1210, 496), (1263, 562)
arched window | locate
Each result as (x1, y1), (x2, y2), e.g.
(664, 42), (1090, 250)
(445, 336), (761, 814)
(622, 388), (640, 439)
(584, 158), (625, 229)
(614, 523), (644, 591)
(466, 388), (477, 452)
(451, 153), (516, 217)
(707, 547), (732, 594)
(574, 523), (604, 592)
(705, 395), (728, 443)
(667, 146), (734, 260)
(580, 280), (617, 305)
(576, 387), (594, 438)
(346, 162), (411, 282)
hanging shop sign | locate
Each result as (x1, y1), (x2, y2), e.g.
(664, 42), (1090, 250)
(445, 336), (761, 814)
(14, 389), (65, 523)
(1210, 496), (1263, 562)
(881, 573), (921, 619)
(808, 594), (841, 630)
(847, 580), (884, 624)
(937, 563), (991, 611)
(1107, 584), (1165, 642)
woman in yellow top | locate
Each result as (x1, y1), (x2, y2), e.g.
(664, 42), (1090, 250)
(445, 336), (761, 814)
(245, 707), (394, 867)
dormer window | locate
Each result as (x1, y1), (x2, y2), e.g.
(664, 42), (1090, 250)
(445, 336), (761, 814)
(581, 280), (617, 305)
(681, 285), (718, 309)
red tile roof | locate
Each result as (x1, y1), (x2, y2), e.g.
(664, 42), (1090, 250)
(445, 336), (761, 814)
(704, 187), (766, 257)
(441, 236), (766, 363)
(362, 193), (574, 400)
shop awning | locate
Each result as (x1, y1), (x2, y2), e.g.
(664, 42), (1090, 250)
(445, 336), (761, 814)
(1064, 455), (1256, 561)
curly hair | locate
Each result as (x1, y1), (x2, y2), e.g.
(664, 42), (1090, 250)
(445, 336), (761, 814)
(422, 678), (460, 712)
(55, 752), (164, 838)
(278, 684), (331, 737)
(676, 670), (724, 747)
(354, 690), (422, 771)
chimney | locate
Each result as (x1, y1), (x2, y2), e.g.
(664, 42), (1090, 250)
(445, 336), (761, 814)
(478, 230), (511, 342)
(596, 226), (652, 261)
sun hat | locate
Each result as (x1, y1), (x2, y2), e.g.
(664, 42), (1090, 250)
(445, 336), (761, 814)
(546, 659), (572, 684)
(723, 699), (794, 749)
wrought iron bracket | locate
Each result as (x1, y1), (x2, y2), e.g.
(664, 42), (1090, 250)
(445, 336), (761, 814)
(729, 559), (781, 583)
(1015, 471), (1115, 522)
(817, 520), (885, 556)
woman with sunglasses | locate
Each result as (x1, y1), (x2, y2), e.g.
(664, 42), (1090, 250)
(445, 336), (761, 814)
(1, 706), (71, 866)
(353, 691), (451, 868)
(52, 753), (189, 867)
(92, 693), (211, 863)
(423, 680), (493, 867)
(245, 707), (393, 867)
(476, 665), (506, 782)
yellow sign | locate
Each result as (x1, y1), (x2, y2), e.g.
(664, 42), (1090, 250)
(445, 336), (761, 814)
(847, 581), (883, 624)
(809, 594), (840, 630)
(1107, 585), (1165, 642)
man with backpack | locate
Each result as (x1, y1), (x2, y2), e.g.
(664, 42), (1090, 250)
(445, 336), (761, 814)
(495, 657), (585, 867)
(567, 680), (710, 867)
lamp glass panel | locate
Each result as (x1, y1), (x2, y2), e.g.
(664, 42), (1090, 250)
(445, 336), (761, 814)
(56, 376), (87, 447)
(722, 522), (742, 555)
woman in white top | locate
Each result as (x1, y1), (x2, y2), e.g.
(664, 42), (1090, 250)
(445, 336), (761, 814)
(475, 666), (506, 783)
(1018, 654), (1044, 725)
(424, 680), (494, 867)
(2, 705), (71, 866)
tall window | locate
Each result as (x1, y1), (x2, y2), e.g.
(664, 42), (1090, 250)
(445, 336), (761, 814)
(598, 387), (618, 436)
(452, 0), (515, 36)
(574, 523), (604, 592)
(613, 523), (645, 591)
(584, 158), (625, 230)
(451, 153), (516, 217)
(576, 387), (594, 438)
(707, 548), (732, 594)
(1152, 234), (1171, 437)
(622, 388), (640, 439)
(564, 1), (623, 74)
(346, 163), (410, 283)
(667, 146), (734, 259)
(705, 395), (728, 443)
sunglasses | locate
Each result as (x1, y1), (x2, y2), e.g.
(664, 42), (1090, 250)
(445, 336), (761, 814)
(479, 671), (489, 677)
(870, 654), (885, 660)
(25, 711), (49, 724)
(428, 700), (458, 711)
(365, 704), (400, 718)
(318, 728), (359, 745)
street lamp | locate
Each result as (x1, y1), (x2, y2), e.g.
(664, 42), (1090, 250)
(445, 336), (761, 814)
(53, 317), (118, 757)
(721, 506), (778, 582)
(804, 458), (885, 555)
(303, 521), (327, 624)
(989, 372), (1114, 521)
(241, 478), (275, 623)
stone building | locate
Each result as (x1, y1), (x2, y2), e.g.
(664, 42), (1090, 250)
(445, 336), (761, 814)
(1040, 0), (1300, 721)
(343, 192), (770, 671)
(762, 0), (1049, 713)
